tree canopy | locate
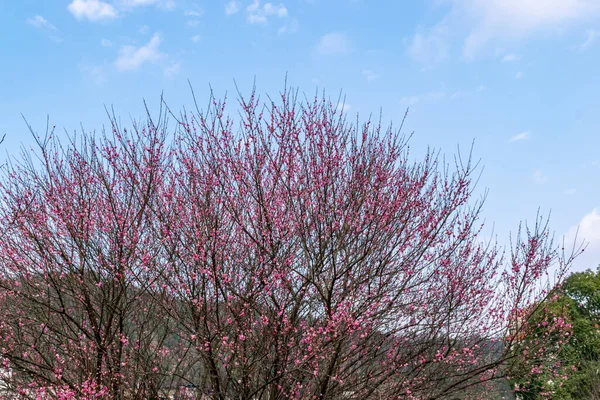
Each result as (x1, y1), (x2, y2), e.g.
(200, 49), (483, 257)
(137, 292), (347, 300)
(0, 86), (580, 399)
(512, 267), (600, 399)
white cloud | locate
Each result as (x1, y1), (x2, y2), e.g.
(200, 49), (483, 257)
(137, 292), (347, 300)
(565, 188), (577, 195)
(165, 0), (176, 9)
(515, 71), (524, 79)
(362, 69), (378, 82)
(406, 0), (600, 61)
(509, 131), (530, 142)
(27, 15), (62, 42)
(278, 19), (299, 34)
(532, 168), (548, 184)
(114, 33), (165, 71)
(264, 2), (287, 16)
(317, 32), (352, 55)
(476, 84), (487, 92)
(407, 22), (449, 68)
(81, 63), (107, 83)
(577, 29), (600, 51)
(101, 38), (112, 47)
(450, 90), (464, 99)
(184, 10), (203, 17)
(565, 209), (600, 271)
(68, 0), (118, 21)
(400, 91), (446, 106)
(337, 102), (352, 113)
(163, 62), (181, 79)
(185, 9), (204, 25)
(225, 0), (240, 15)
(120, 0), (158, 5)
(502, 53), (521, 62)
(455, 0), (600, 57)
(191, 35), (201, 42)
(246, 0), (288, 24)
(27, 15), (57, 30)
(579, 160), (600, 169)
(116, 0), (175, 8)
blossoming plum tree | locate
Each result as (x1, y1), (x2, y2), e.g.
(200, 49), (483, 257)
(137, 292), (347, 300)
(0, 86), (581, 399)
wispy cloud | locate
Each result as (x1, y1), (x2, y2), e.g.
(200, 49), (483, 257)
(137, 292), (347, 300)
(400, 91), (446, 106)
(27, 15), (62, 42)
(565, 188), (577, 195)
(117, 0), (158, 6)
(418, 0), (600, 58)
(159, 0), (175, 10)
(184, 10), (203, 17)
(450, 90), (465, 99)
(80, 63), (108, 84)
(502, 53), (521, 62)
(565, 208), (600, 271)
(225, 0), (240, 15)
(278, 19), (299, 34)
(515, 71), (523, 79)
(569, 209), (600, 246)
(27, 15), (57, 31)
(579, 159), (600, 169)
(362, 69), (378, 82)
(337, 102), (352, 113)
(68, 0), (118, 21)
(163, 62), (181, 79)
(246, 0), (288, 24)
(114, 33), (165, 71)
(509, 131), (530, 142)
(101, 38), (112, 47)
(116, 0), (175, 9)
(460, 0), (600, 57)
(532, 168), (548, 184)
(184, 9), (204, 26)
(406, 22), (449, 69)
(576, 29), (600, 51)
(191, 35), (201, 42)
(316, 32), (352, 55)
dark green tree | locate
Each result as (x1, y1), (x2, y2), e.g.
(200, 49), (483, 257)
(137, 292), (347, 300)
(512, 266), (600, 399)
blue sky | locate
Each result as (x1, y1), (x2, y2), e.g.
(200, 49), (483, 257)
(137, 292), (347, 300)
(2, 0), (600, 271)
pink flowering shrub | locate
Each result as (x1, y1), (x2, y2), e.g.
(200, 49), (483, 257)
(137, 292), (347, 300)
(0, 86), (581, 399)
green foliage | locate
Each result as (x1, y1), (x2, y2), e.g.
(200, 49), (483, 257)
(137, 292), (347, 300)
(512, 267), (600, 399)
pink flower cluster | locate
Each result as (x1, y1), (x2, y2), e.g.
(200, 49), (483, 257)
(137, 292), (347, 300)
(0, 86), (580, 399)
